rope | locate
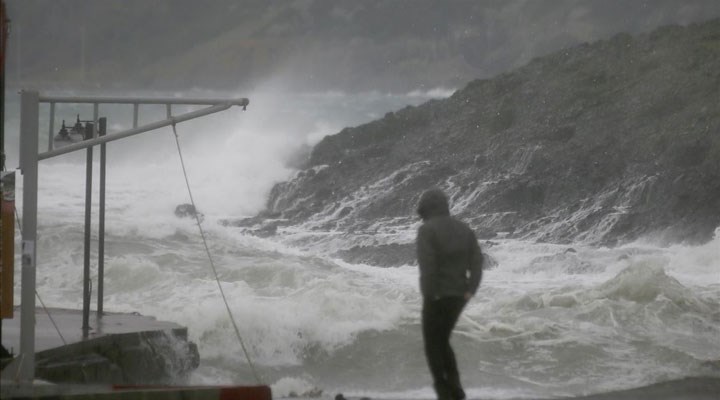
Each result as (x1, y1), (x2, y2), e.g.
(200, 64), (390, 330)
(35, 289), (67, 346)
(170, 122), (263, 384)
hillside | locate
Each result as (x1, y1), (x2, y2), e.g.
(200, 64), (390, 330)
(235, 19), (720, 265)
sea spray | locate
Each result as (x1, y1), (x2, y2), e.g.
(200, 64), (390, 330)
(5, 90), (719, 398)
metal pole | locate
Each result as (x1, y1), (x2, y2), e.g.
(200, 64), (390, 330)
(0, 2), (6, 358)
(0, 1), (6, 171)
(19, 90), (39, 382)
(97, 117), (106, 318)
(47, 103), (55, 151)
(133, 103), (138, 128)
(0, 1), (6, 372)
(81, 122), (93, 338)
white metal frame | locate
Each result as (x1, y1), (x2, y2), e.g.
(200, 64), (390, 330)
(11, 90), (249, 383)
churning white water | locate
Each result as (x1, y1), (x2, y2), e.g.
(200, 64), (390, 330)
(4, 89), (720, 399)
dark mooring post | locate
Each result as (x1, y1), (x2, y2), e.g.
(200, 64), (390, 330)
(82, 121), (94, 338)
(97, 117), (106, 318)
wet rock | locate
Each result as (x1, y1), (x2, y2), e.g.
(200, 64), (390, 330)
(334, 243), (416, 267)
(475, 227), (498, 240)
(258, 19), (720, 247)
(252, 222), (279, 237)
(525, 252), (604, 275)
(483, 252), (499, 270)
(174, 203), (202, 221)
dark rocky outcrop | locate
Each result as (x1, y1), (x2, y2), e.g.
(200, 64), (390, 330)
(174, 203), (200, 219)
(333, 243), (416, 267)
(239, 19), (720, 264)
(332, 243), (500, 268)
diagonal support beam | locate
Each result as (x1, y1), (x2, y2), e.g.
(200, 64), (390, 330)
(38, 95), (249, 107)
(39, 103), (232, 160)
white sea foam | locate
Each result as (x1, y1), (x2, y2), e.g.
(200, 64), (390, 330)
(6, 90), (719, 397)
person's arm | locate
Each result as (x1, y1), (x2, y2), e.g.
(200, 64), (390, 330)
(416, 224), (437, 296)
(466, 231), (483, 297)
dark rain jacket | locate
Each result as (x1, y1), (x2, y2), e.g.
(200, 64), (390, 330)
(415, 189), (483, 299)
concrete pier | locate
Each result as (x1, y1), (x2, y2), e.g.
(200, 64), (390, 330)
(1, 307), (199, 384)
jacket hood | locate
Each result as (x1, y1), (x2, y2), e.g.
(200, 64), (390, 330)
(417, 189), (450, 220)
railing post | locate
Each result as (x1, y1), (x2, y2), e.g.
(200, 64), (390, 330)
(47, 102), (55, 151)
(19, 90), (39, 382)
(82, 120), (93, 338)
(97, 117), (107, 318)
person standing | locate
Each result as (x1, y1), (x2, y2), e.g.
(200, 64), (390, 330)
(416, 188), (483, 400)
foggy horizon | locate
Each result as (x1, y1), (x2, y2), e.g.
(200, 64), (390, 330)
(5, 0), (720, 93)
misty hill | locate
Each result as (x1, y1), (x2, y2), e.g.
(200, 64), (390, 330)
(6, 0), (720, 92)
(234, 18), (720, 266)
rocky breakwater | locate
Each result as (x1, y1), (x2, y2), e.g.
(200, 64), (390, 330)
(234, 19), (720, 266)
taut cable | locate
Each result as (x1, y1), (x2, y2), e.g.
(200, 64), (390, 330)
(170, 122), (262, 384)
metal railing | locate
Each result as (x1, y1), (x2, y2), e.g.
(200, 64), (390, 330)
(11, 90), (249, 383)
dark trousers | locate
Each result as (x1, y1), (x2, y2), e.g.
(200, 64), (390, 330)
(422, 296), (467, 400)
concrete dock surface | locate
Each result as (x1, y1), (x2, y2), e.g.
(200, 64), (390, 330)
(2, 307), (188, 354)
(1, 307), (198, 385)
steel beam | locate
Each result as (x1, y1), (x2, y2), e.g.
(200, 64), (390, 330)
(97, 118), (107, 318)
(38, 95), (249, 107)
(19, 90), (39, 382)
(39, 103), (232, 160)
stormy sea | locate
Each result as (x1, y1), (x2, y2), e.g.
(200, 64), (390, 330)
(4, 88), (720, 400)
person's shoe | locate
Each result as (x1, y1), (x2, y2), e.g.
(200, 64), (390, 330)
(450, 382), (465, 399)
(434, 383), (455, 400)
